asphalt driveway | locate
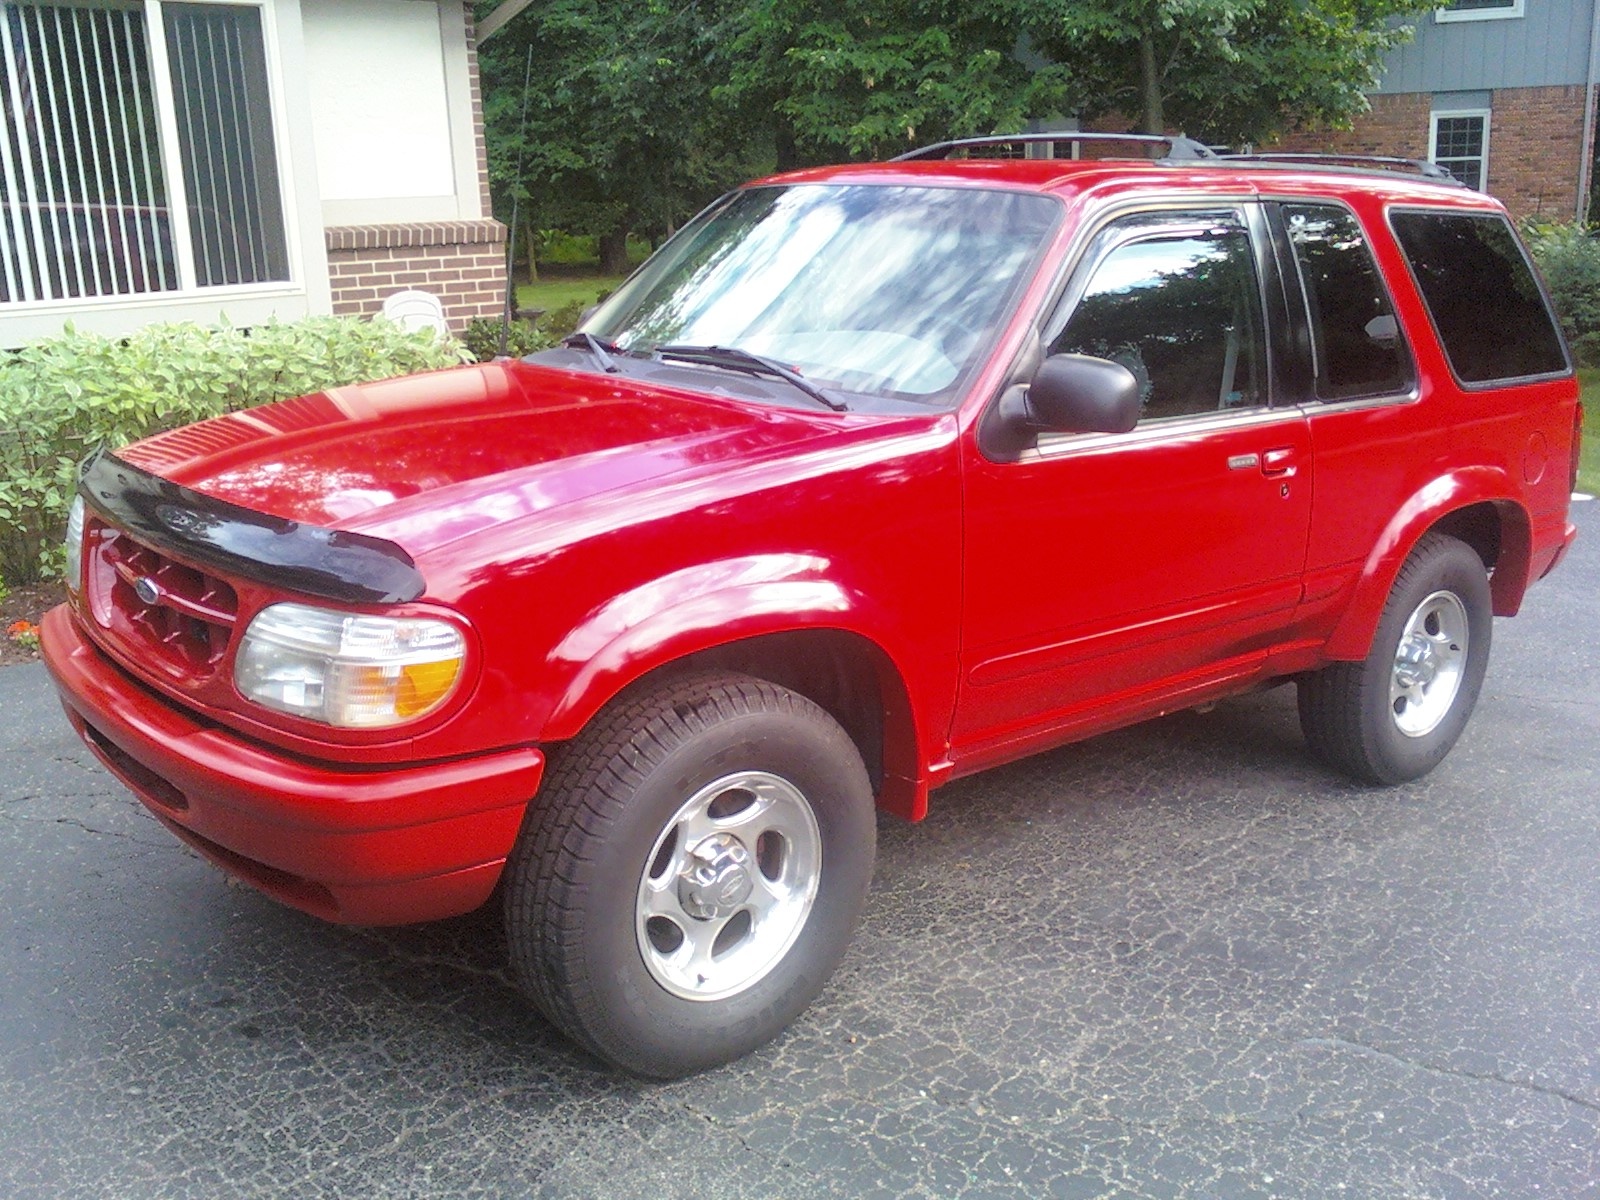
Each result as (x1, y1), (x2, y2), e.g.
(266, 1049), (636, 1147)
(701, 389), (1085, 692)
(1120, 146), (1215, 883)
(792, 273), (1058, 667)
(2, 504), (1596, 1199)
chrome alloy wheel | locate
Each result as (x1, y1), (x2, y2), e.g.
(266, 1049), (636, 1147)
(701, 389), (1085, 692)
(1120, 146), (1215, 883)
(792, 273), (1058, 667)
(1390, 589), (1470, 738)
(635, 771), (822, 1001)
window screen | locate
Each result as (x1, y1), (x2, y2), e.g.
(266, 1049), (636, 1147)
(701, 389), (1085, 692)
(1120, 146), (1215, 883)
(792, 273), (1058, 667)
(1051, 213), (1266, 422)
(1431, 114), (1487, 190)
(1390, 211), (1567, 384)
(1282, 204), (1410, 401)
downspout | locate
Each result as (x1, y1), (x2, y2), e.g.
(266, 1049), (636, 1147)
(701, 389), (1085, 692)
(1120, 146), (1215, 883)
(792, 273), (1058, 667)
(1579, 0), (1600, 221)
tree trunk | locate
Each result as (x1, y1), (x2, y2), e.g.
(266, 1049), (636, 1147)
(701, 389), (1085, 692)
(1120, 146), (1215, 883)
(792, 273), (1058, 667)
(1139, 34), (1164, 136)
(598, 228), (630, 275)
(524, 219), (539, 283)
(775, 122), (799, 172)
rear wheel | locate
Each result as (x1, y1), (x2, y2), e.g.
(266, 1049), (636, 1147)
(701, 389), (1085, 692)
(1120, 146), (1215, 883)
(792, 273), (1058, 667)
(1298, 532), (1492, 784)
(504, 671), (875, 1078)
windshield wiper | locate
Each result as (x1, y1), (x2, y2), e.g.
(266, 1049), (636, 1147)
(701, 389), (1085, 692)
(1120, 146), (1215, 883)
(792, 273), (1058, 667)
(561, 331), (624, 374)
(654, 344), (846, 411)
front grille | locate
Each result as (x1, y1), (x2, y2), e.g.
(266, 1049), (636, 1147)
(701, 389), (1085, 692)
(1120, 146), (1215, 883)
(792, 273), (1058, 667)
(89, 521), (239, 678)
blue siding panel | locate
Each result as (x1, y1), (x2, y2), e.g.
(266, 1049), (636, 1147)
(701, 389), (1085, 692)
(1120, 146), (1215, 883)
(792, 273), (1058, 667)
(1377, 0), (1596, 93)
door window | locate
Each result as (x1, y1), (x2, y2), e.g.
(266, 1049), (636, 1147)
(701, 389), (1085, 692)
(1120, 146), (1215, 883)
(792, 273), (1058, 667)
(1281, 204), (1412, 401)
(1049, 212), (1267, 423)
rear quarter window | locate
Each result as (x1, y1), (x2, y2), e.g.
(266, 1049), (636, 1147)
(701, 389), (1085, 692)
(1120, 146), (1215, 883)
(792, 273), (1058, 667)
(1390, 210), (1569, 385)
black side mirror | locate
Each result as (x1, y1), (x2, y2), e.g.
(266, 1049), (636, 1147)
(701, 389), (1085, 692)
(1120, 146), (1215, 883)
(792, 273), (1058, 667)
(979, 352), (1143, 462)
(1025, 353), (1142, 435)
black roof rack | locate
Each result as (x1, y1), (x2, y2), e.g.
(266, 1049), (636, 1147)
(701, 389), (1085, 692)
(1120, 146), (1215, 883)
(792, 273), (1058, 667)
(1213, 152), (1466, 185)
(891, 132), (1218, 162)
(890, 138), (1467, 188)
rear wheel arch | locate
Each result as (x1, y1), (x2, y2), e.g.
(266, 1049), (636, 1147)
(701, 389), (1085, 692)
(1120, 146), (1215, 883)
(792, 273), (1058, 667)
(1325, 485), (1531, 661)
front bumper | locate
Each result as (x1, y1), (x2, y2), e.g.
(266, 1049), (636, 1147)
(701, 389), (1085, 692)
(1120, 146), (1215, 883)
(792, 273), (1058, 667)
(41, 605), (544, 925)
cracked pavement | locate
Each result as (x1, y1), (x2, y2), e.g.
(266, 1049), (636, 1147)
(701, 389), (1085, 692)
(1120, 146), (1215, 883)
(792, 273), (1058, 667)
(2, 503), (1596, 1199)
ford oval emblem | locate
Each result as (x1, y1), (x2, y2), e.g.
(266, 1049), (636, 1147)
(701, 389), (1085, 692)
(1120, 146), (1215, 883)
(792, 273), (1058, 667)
(133, 576), (162, 605)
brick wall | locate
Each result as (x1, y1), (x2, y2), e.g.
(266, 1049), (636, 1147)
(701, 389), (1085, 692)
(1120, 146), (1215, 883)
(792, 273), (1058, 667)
(1268, 93), (1433, 161)
(1268, 86), (1593, 222)
(1488, 85), (1590, 221)
(325, 221), (507, 330)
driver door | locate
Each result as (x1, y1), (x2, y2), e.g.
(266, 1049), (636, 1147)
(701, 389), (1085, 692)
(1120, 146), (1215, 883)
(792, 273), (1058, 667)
(952, 205), (1312, 764)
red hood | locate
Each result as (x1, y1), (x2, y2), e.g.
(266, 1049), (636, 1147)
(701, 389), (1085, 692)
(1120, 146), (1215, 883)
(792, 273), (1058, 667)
(118, 361), (847, 554)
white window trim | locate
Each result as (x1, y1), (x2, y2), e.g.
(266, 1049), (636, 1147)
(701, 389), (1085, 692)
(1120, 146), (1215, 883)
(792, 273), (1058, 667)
(1429, 108), (1491, 191)
(1435, 0), (1524, 23)
(1, 0), (320, 340)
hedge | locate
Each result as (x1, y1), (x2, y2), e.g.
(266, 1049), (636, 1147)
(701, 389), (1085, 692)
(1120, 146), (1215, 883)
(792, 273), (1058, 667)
(1523, 221), (1600, 367)
(0, 317), (466, 586)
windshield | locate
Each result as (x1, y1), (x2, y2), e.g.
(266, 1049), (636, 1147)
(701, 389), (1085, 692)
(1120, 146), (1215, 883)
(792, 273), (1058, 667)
(585, 184), (1062, 408)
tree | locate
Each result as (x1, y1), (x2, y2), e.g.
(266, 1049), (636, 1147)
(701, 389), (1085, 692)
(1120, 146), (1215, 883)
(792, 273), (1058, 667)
(715, 1), (1073, 165)
(477, 0), (1432, 260)
(477, 1), (763, 274)
(1018, 0), (1429, 144)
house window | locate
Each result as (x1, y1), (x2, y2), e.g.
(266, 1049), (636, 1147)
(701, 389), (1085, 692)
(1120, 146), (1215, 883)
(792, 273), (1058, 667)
(1435, 0), (1524, 22)
(0, 1), (289, 307)
(1430, 110), (1489, 190)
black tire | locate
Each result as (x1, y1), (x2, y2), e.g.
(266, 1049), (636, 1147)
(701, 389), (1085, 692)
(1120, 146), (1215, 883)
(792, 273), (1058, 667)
(504, 671), (875, 1078)
(1298, 532), (1492, 785)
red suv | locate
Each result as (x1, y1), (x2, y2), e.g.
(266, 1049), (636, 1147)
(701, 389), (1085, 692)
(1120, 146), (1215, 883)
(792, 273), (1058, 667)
(41, 136), (1581, 1077)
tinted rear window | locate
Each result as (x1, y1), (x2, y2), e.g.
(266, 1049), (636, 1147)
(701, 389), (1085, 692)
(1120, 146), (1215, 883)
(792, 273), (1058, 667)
(1390, 211), (1567, 384)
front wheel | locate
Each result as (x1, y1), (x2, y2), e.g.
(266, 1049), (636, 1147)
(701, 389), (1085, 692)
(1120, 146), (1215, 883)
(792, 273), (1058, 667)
(504, 671), (876, 1078)
(1298, 532), (1492, 785)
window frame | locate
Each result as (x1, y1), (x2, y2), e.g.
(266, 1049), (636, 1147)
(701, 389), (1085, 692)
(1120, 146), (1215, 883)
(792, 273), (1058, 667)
(0, 0), (307, 331)
(1429, 108), (1491, 191)
(1036, 202), (1285, 432)
(1266, 198), (1417, 408)
(1434, 0), (1524, 23)
(1385, 204), (1573, 391)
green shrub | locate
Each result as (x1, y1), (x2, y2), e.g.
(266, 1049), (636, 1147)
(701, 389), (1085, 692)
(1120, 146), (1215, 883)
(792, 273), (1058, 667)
(461, 317), (555, 362)
(1524, 221), (1600, 366)
(539, 299), (591, 342)
(0, 316), (465, 586)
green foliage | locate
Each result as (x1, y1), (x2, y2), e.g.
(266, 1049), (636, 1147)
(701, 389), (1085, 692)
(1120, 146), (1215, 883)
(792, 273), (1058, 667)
(717, 3), (1069, 162)
(536, 231), (652, 268)
(461, 317), (556, 362)
(479, 1), (767, 272)
(479, 0), (1434, 248)
(1524, 222), (1600, 367)
(539, 299), (594, 342)
(0, 317), (465, 586)
(1021, 0), (1430, 142)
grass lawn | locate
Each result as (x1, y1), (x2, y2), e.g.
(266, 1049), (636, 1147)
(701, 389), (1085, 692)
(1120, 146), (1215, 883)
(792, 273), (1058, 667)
(515, 274), (625, 317)
(1577, 369), (1600, 494)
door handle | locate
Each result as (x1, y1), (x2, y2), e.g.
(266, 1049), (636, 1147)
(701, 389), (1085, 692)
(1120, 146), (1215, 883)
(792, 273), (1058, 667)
(1260, 447), (1297, 479)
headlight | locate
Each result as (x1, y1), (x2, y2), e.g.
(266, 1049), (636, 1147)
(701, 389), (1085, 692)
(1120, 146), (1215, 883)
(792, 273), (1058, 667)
(234, 602), (466, 728)
(64, 496), (86, 594)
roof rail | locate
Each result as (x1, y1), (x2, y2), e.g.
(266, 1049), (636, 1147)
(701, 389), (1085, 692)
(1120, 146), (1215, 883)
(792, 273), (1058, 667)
(1214, 152), (1465, 185)
(891, 132), (1218, 163)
